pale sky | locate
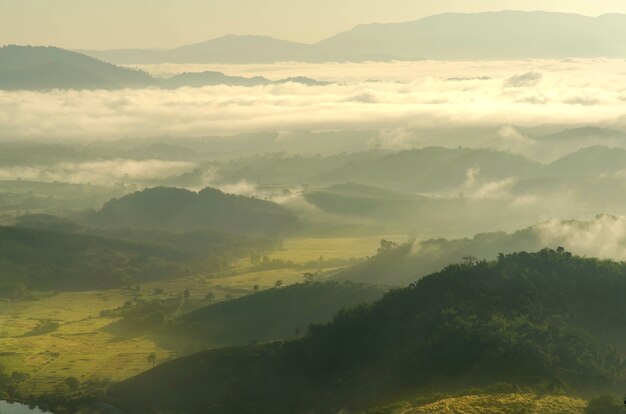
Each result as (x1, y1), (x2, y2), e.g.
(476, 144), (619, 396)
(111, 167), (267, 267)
(3, 0), (626, 50)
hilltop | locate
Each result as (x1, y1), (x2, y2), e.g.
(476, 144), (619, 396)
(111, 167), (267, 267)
(87, 186), (299, 235)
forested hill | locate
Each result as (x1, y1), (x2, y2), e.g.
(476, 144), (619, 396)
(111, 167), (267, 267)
(0, 225), (276, 294)
(0, 45), (153, 90)
(87, 186), (299, 235)
(179, 282), (386, 348)
(109, 249), (626, 413)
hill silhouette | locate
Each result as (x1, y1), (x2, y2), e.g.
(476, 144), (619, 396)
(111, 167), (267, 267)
(0, 45), (152, 90)
(88, 186), (299, 235)
(0, 46), (327, 90)
(160, 71), (329, 89)
(85, 11), (626, 64)
(312, 147), (539, 192)
(108, 249), (626, 412)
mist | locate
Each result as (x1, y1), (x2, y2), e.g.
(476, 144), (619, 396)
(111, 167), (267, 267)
(2, 60), (626, 155)
(5, 7), (626, 413)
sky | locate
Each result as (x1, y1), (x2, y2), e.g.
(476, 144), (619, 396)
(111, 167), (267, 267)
(3, 0), (626, 50)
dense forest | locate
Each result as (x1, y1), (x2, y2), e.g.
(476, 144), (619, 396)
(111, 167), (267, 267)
(0, 225), (277, 296)
(108, 249), (626, 413)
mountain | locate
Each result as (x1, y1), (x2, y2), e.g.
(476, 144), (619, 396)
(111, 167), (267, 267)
(302, 182), (535, 236)
(87, 186), (299, 235)
(108, 249), (626, 412)
(0, 46), (328, 90)
(545, 146), (626, 177)
(178, 282), (386, 348)
(0, 45), (153, 90)
(312, 147), (540, 193)
(161, 71), (273, 88)
(83, 35), (312, 64)
(540, 127), (626, 144)
(84, 11), (626, 64)
(315, 11), (626, 61)
(159, 71), (329, 89)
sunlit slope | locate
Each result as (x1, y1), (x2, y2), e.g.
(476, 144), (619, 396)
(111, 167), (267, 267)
(400, 394), (586, 414)
(109, 249), (626, 413)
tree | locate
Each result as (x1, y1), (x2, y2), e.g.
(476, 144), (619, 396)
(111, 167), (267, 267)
(294, 326), (301, 338)
(274, 280), (283, 288)
(253, 284), (260, 293)
(204, 291), (215, 301)
(462, 256), (478, 264)
(147, 352), (157, 367)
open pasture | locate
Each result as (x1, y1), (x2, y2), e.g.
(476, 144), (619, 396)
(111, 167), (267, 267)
(0, 236), (388, 393)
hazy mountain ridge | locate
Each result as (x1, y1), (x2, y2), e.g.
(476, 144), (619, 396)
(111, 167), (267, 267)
(0, 45), (153, 90)
(0, 45), (328, 90)
(311, 146), (541, 192)
(81, 11), (626, 64)
(87, 186), (299, 235)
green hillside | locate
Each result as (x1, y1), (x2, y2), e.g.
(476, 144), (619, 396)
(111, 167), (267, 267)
(108, 249), (626, 413)
(179, 281), (386, 347)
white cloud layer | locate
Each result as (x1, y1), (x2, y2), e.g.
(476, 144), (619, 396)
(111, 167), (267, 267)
(2, 59), (626, 141)
(536, 215), (626, 260)
(0, 159), (195, 185)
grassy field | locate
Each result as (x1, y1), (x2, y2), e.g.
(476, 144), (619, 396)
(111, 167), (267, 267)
(0, 236), (390, 394)
(400, 394), (587, 414)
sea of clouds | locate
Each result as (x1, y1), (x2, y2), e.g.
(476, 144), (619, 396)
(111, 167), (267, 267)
(2, 59), (626, 141)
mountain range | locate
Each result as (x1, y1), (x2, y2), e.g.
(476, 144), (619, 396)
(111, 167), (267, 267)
(0, 45), (327, 90)
(81, 11), (626, 64)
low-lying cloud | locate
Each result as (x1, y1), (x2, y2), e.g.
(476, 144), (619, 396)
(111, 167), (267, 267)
(0, 159), (195, 185)
(536, 215), (626, 260)
(2, 59), (626, 141)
